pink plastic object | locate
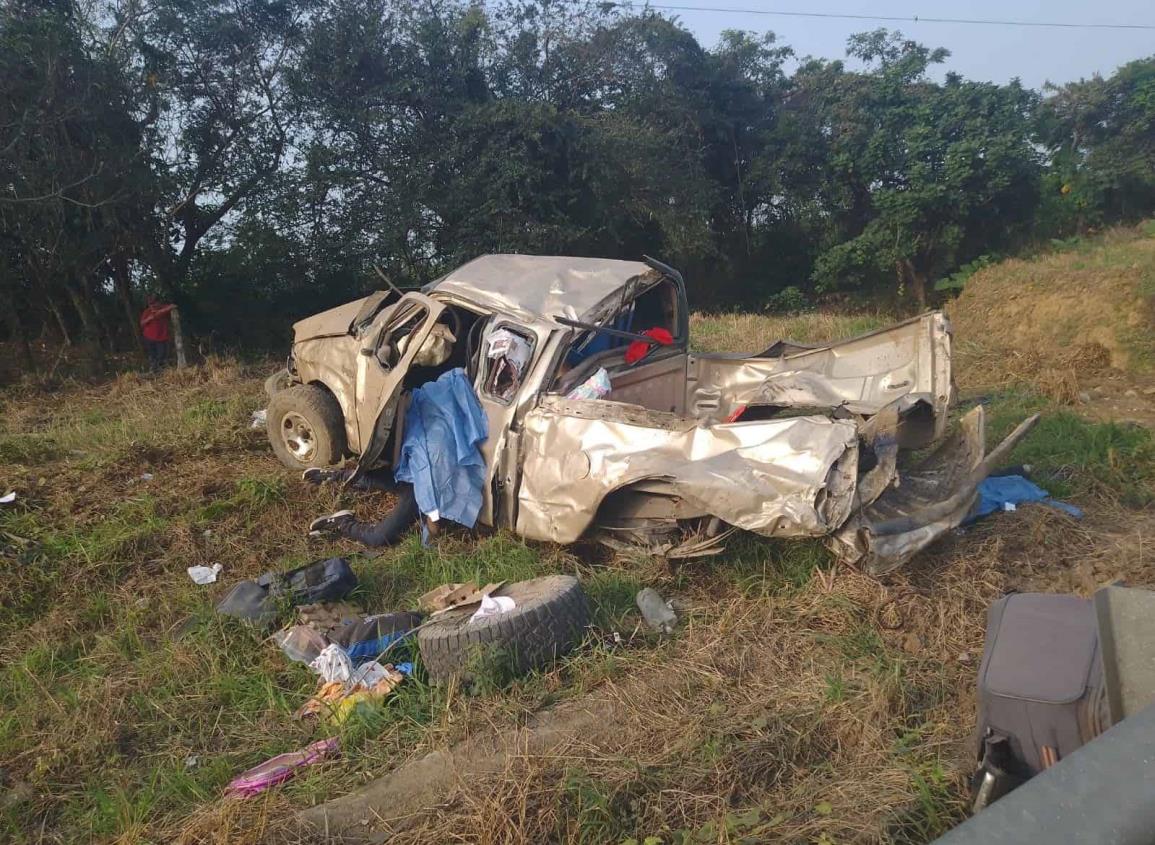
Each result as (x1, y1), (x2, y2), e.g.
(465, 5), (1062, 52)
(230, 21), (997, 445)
(224, 737), (339, 798)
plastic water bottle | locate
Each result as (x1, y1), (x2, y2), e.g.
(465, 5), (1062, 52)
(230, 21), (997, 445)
(636, 588), (677, 634)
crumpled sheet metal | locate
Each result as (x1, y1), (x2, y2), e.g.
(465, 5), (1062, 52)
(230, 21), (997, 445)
(688, 312), (952, 428)
(426, 254), (655, 324)
(829, 405), (1040, 576)
(516, 396), (859, 544)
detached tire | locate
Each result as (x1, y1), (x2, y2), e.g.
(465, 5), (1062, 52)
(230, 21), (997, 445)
(267, 384), (347, 469)
(417, 575), (589, 685)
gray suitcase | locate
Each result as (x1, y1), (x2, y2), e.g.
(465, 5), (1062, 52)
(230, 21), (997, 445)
(972, 593), (1111, 810)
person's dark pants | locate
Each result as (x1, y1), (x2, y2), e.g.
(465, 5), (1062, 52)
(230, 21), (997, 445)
(309, 467), (395, 493)
(145, 339), (167, 371)
(314, 470), (420, 547)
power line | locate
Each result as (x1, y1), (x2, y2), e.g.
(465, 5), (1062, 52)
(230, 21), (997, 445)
(610, 2), (1155, 31)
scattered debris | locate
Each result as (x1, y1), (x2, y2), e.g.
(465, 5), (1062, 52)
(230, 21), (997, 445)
(224, 737), (339, 798)
(565, 367), (612, 400)
(331, 611), (423, 664)
(296, 664), (407, 724)
(0, 491), (15, 505)
(469, 593), (515, 624)
(419, 581), (506, 614)
(186, 563), (222, 585)
(636, 587), (677, 634)
(250, 408), (267, 429)
(348, 660), (396, 688)
(216, 557), (357, 626)
(274, 625), (330, 665)
(298, 601), (364, 636)
(310, 643), (354, 684)
(970, 475), (1082, 523)
(184, 755), (199, 770)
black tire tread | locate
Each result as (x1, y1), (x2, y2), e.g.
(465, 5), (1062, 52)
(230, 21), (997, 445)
(267, 383), (346, 469)
(417, 575), (589, 684)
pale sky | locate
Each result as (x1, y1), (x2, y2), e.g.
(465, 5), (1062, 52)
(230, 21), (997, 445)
(651, 0), (1155, 89)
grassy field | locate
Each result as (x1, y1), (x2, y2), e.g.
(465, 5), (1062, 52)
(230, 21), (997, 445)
(2, 227), (1155, 844)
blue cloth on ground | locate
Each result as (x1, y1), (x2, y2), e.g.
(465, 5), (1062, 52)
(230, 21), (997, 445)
(969, 474), (1083, 523)
(394, 367), (488, 530)
(344, 630), (412, 664)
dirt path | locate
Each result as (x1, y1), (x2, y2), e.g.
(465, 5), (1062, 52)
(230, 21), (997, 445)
(1075, 369), (1155, 429)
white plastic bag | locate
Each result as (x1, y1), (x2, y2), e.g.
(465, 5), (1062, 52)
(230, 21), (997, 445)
(469, 593), (516, 624)
(309, 643), (353, 684)
(187, 563), (222, 585)
(566, 367), (612, 401)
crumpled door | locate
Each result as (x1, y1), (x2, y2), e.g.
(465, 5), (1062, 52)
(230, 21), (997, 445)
(352, 292), (445, 472)
(515, 395), (859, 544)
(688, 311), (953, 436)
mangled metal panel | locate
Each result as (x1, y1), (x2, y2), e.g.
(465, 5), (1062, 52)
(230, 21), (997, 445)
(687, 312), (953, 435)
(426, 254), (655, 324)
(292, 334), (362, 450)
(830, 406), (1040, 576)
(292, 296), (373, 341)
(516, 395), (859, 544)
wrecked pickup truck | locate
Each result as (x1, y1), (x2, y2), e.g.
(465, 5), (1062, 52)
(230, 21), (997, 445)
(265, 254), (1036, 575)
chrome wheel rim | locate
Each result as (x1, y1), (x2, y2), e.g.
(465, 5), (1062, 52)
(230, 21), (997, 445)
(281, 412), (317, 462)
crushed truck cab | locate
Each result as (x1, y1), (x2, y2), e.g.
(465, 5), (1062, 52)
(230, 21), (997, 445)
(267, 254), (1035, 575)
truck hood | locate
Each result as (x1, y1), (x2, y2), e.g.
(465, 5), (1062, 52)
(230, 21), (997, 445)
(292, 297), (371, 342)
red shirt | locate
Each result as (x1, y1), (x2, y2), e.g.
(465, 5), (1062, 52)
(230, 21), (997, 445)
(140, 305), (172, 342)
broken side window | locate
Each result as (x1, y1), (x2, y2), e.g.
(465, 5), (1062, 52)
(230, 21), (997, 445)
(483, 325), (534, 403)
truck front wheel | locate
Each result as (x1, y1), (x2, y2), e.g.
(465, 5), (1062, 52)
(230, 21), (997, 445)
(267, 384), (347, 469)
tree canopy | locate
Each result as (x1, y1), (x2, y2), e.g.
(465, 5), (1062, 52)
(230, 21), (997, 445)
(1, 0), (1152, 367)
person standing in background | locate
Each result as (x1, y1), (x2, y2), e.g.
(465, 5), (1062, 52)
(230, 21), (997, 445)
(140, 295), (175, 372)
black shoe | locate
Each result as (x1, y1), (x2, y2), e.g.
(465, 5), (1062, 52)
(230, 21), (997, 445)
(308, 510), (354, 537)
(302, 468), (347, 487)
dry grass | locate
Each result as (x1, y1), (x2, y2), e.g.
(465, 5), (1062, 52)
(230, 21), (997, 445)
(950, 222), (1155, 400)
(689, 311), (894, 354)
(3, 250), (1155, 844)
(289, 504), (1155, 845)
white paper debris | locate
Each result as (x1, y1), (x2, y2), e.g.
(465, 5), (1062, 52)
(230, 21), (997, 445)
(1003, 501), (1017, 512)
(140, 472), (154, 481)
(187, 563), (222, 585)
(250, 409), (267, 429)
(348, 661), (392, 688)
(0, 491), (15, 504)
(485, 328), (532, 375)
(184, 755), (199, 770)
(566, 367), (612, 400)
(469, 593), (516, 624)
(309, 643), (353, 684)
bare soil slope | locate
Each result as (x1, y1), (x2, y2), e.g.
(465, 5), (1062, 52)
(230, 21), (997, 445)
(950, 222), (1155, 425)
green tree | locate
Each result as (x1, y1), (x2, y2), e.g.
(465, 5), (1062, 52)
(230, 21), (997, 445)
(124, 0), (315, 298)
(0, 0), (151, 364)
(806, 31), (1042, 307)
(1039, 56), (1155, 230)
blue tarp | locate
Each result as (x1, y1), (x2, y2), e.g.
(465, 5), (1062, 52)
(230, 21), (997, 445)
(970, 474), (1083, 523)
(395, 368), (488, 530)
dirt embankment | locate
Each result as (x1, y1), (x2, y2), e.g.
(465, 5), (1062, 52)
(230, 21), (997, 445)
(949, 224), (1155, 423)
